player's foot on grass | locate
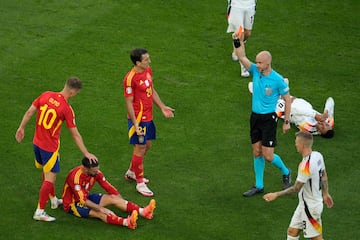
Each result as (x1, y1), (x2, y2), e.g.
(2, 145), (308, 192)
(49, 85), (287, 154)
(50, 197), (63, 209)
(243, 186), (264, 197)
(142, 199), (156, 219)
(136, 182), (154, 197)
(282, 169), (292, 190)
(126, 210), (138, 230)
(125, 170), (149, 183)
(33, 211), (56, 222)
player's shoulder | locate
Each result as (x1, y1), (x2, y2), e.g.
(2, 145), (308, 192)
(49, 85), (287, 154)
(124, 68), (137, 81)
(38, 91), (54, 98)
(310, 151), (324, 165)
(311, 151), (323, 158)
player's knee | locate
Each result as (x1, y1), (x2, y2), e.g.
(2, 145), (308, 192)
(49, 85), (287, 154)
(287, 227), (300, 239)
(108, 194), (122, 202)
(146, 141), (152, 151)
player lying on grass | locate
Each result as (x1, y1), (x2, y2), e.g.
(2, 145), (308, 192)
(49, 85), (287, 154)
(62, 157), (156, 229)
(248, 81), (335, 138)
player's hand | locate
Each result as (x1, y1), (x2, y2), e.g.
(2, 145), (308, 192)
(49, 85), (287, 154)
(161, 106), (175, 118)
(263, 193), (277, 202)
(85, 153), (98, 163)
(282, 122), (291, 133)
(322, 111), (329, 121)
(323, 194), (334, 208)
(101, 207), (115, 216)
(135, 126), (144, 136)
(15, 128), (24, 143)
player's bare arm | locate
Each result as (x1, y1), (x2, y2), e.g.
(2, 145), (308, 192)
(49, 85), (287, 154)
(321, 169), (334, 208)
(282, 93), (292, 133)
(125, 95), (142, 135)
(85, 199), (115, 216)
(15, 105), (37, 143)
(68, 127), (98, 162)
(263, 181), (304, 202)
(152, 88), (174, 118)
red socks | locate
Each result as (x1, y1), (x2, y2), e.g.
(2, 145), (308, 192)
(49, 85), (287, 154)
(38, 180), (54, 209)
(106, 215), (124, 226)
(126, 201), (140, 213)
(130, 154), (144, 183)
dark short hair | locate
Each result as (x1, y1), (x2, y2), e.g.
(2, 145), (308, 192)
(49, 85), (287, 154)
(130, 48), (148, 65)
(321, 129), (334, 138)
(66, 77), (83, 90)
(82, 157), (99, 168)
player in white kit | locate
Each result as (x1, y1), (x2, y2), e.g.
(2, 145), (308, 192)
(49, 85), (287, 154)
(263, 131), (334, 239)
(226, 0), (256, 77)
(276, 96), (335, 138)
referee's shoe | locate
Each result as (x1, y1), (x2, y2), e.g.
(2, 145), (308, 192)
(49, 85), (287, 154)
(243, 186), (264, 197)
(282, 169), (292, 190)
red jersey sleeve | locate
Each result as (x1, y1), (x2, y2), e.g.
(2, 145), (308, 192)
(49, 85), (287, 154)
(96, 171), (119, 195)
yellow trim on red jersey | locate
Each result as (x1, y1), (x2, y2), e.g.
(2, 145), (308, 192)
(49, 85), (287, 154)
(128, 101), (143, 138)
(126, 68), (137, 87)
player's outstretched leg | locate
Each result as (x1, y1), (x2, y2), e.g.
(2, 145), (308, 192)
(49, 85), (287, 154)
(142, 199), (156, 219)
(126, 210), (138, 230)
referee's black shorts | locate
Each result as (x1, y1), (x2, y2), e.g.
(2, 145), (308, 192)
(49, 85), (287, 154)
(250, 112), (278, 147)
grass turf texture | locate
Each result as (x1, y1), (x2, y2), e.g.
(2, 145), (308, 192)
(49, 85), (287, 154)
(1, 0), (359, 239)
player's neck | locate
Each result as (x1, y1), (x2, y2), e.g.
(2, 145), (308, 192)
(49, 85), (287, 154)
(134, 66), (145, 73)
(302, 149), (312, 158)
(59, 90), (70, 101)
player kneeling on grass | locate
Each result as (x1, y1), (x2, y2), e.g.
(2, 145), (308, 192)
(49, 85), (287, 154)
(62, 157), (156, 229)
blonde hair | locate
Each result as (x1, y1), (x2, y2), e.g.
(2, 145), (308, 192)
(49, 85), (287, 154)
(295, 131), (313, 148)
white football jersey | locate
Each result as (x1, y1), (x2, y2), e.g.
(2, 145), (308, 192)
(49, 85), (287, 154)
(296, 151), (326, 208)
(276, 98), (322, 135)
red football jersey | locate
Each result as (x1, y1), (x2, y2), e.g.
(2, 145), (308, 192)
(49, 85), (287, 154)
(62, 166), (119, 212)
(32, 91), (76, 152)
(123, 67), (154, 122)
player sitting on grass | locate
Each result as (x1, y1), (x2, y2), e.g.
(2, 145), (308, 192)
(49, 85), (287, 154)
(62, 157), (156, 229)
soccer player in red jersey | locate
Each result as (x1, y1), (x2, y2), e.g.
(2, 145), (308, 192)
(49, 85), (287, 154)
(62, 157), (156, 229)
(15, 77), (98, 222)
(123, 48), (174, 196)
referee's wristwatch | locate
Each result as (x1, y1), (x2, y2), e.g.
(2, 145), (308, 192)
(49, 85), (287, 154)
(285, 119), (290, 125)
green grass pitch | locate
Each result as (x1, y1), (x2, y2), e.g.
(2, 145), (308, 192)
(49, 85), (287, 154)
(1, 0), (359, 239)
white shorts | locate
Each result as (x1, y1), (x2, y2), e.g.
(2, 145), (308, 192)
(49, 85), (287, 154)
(227, 6), (256, 33)
(289, 203), (323, 238)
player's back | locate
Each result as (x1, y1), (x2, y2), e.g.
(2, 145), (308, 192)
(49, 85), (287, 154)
(33, 91), (75, 151)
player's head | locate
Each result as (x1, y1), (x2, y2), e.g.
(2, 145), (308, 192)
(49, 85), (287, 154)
(321, 129), (334, 138)
(66, 77), (83, 90)
(295, 131), (313, 153)
(316, 121), (334, 138)
(64, 77), (82, 98)
(82, 157), (99, 176)
(130, 48), (150, 66)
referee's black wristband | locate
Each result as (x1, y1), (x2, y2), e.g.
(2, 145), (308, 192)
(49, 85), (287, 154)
(233, 38), (241, 48)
